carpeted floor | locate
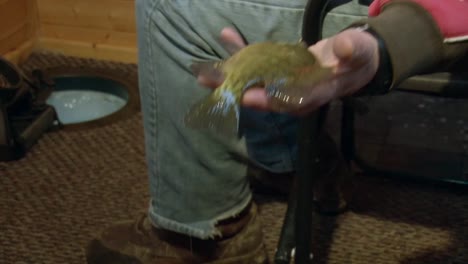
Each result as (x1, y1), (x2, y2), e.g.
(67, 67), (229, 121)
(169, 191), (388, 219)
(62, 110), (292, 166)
(1, 52), (467, 264)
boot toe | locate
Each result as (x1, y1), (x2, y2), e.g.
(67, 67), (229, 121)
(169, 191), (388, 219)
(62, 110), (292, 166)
(86, 238), (142, 264)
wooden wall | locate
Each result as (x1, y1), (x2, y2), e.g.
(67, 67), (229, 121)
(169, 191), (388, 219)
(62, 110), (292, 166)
(36, 0), (137, 63)
(0, 0), (39, 64)
(0, 0), (137, 64)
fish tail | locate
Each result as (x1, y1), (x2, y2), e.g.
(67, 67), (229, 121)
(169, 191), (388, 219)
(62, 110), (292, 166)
(184, 89), (240, 135)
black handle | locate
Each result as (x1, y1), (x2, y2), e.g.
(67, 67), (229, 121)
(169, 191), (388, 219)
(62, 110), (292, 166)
(358, 0), (373, 6)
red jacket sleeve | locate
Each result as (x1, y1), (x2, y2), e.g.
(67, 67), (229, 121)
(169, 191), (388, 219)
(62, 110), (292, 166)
(351, 0), (468, 89)
(369, 0), (468, 43)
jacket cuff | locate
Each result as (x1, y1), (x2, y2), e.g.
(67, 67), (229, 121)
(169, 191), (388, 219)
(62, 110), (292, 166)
(352, 24), (393, 95)
(352, 1), (444, 90)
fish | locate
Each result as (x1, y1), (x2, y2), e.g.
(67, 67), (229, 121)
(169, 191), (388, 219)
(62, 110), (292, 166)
(184, 41), (332, 135)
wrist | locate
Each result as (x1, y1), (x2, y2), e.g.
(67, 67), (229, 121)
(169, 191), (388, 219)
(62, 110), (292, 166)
(352, 24), (393, 96)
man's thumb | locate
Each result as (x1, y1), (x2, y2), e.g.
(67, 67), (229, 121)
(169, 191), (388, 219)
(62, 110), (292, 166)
(332, 29), (378, 68)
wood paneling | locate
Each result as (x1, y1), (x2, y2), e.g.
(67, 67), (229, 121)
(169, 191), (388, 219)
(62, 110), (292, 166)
(0, 0), (39, 64)
(37, 0), (136, 32)
(1, 0), (137, 63)
(36, 0), (137, 62)
(39, 38), (137, 63)
(41, 24), (137, 47)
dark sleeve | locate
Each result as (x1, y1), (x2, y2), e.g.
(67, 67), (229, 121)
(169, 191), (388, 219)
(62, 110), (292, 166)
(352, 1), (468, 93)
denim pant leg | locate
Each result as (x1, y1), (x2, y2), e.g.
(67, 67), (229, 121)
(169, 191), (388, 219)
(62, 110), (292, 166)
(323, 0), (368, 38)
(136, 0), (309, 239)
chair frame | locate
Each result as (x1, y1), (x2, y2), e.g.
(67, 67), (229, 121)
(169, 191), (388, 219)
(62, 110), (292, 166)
(274, 0), (343, 263)
(275, 0), (468, 263)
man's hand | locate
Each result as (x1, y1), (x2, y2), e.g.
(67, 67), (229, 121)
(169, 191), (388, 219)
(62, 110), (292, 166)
(198, 27), (380, 115)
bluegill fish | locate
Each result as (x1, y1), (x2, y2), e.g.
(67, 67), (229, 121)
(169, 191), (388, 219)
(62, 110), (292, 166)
(185, 42), (332, 134)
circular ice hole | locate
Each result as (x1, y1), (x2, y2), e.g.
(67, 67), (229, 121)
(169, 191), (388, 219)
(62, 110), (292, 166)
(46, 76), (129, 125)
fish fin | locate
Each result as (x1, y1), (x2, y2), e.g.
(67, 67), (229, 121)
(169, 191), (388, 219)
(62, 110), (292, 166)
(184, 90), (240, 135)
(265, 66), (333, 111)
(190, 61), (225, 85)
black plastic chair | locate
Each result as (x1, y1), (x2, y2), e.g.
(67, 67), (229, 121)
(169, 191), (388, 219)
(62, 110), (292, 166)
(341, 74), (468, 188)
(274, 0), (348, 263)
(339, 10), (468, 188)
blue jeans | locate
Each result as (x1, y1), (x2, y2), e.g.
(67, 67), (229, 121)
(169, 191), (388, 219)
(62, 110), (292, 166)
(135, 0), (367, 239)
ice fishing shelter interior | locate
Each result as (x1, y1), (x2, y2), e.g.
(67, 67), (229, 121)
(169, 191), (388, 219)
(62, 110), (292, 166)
(0, 0), (468, 262)
(1, 0), (139, 160)
(3, 0), (467, 184)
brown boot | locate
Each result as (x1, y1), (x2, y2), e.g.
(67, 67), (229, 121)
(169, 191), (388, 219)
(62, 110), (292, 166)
(86, 203), (268, 264)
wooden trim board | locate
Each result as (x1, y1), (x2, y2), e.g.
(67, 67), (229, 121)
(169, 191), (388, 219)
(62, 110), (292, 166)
(38, 37), (137, 63)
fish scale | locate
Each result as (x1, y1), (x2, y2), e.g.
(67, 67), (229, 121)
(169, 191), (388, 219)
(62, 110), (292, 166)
(185, 41), (332, 135)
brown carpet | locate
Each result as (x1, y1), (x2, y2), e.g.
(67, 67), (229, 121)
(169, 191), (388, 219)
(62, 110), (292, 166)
(1, 52), (467, 264)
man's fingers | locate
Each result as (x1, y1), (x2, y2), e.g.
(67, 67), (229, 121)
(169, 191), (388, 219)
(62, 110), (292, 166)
(241, 88), (270, 110)
(196, 28), (246, 88)
(241, 87), (327, 113)
(333, 29), (379, 68)
(220, 27), (247, 54)
(197, 75), (223, 88)
(332, 33), (354, 62)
